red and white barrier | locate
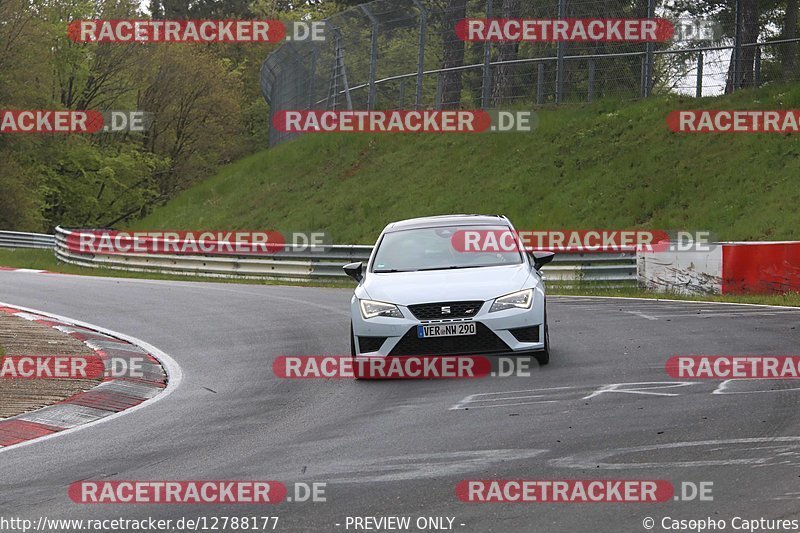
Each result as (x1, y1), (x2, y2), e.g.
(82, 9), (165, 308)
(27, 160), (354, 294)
(638, 242), (800, 294)
(637, 241), (800, 294)
(637, 247), (723, 294)
(721, 242), (800, 294)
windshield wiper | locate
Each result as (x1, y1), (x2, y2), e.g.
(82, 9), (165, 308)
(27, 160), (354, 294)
(416, 265), (485, 272)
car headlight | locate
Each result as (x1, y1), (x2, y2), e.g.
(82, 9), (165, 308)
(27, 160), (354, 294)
(489, 289), (533, 312)
(360, 299), (403, 319)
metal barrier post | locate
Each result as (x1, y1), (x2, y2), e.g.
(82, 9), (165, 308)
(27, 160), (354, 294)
(481, 0), (494, 109)
(361, 5), (380, 110)
(537, 63), (545, 105)
(696, 51), (704, 97)
(555, 0), (567, 104)
(643, 0), (655, 97)
(412, 0), (427, 110)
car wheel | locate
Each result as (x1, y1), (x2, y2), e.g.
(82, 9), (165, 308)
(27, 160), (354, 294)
(534, 310), (550, 366)
(350, 322), (366, 380)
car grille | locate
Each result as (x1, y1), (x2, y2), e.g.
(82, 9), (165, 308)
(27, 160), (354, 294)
(357, 336), (387, 353)
(389, 323), (510, 356)
(509, 325), (540, 343)
(408, 301), (484, 321)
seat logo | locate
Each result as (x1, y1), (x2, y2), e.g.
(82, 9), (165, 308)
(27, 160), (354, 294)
(441, 306), (451, 315)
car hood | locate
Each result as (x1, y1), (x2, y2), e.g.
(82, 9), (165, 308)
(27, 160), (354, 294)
(361, 264), (533, 305)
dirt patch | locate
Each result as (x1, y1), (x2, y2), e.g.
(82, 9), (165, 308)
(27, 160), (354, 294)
(0, 314), (100, 419)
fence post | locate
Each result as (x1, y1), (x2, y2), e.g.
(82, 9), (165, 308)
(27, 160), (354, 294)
(644, 0), (656, 97)
(754, 45), (761, 87)
(588, 58), (595, 102)
(640, 54), (647, 97)
(481, 0), (494, 108)
(361, 5), (379, 110)
(308, 44), (318, 108)
(695, 51), (704, 98)
(555, 0), (567, 103)
(327, 39), (338, 109)
(537, 63), (544, 105)
(412, 0), (427, 110)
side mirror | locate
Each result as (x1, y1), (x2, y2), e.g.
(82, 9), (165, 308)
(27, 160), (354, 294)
(343, 262), (364, 282)
(530, 251), (555, 271)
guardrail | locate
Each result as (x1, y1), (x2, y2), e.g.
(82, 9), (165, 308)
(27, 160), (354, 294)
(0, 231), (55, 250)
(52, 227), (636, 286)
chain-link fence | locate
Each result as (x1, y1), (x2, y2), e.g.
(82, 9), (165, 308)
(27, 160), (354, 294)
(261, 0), (800, 146)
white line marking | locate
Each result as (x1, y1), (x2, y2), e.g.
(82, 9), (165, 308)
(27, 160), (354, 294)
(452, 400), (559, 410)
(468, 395), (551, 402)
(459, 385), (580, 397)
(655, 311), (800, 318)
(713, 380), (800, 395)
(551, 294), (800, 311)
(305, 449), (550, 483)
(582, 382), (695, 400)
(550, 436), (800, 469)
(623, 310), (658, 321)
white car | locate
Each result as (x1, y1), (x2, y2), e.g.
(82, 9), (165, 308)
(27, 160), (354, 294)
(344, 214), (553, 367)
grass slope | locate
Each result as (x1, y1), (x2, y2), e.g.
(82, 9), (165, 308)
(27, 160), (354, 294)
(132, 84), (800, 244)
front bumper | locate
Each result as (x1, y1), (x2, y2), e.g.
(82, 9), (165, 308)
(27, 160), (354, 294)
(350, 297), (545, 357)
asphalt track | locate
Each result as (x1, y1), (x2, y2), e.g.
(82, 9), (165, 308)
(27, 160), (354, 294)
(1, 270), (800, 533)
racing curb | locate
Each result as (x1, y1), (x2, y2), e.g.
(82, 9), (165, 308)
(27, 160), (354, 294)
(0, 302), (181, 451)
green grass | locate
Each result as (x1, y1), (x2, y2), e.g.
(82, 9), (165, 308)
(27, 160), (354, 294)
(5, 84), (800, 303)
(132, 84), (800, 243)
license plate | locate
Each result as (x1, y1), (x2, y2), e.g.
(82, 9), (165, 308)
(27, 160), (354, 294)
(417, 322), (477, 338)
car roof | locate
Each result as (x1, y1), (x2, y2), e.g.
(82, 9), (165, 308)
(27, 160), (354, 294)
(383, 214), (510, 233)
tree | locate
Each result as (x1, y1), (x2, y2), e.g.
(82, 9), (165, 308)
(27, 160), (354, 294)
(137, 46), (245, 199)
(725, 0), (760, 92)
(437, 0), (468, 109)
(779, 0), (798, 78)
(491, 0), (521, 106)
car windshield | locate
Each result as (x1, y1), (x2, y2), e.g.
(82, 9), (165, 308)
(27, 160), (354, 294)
(371, 225), (523, 273)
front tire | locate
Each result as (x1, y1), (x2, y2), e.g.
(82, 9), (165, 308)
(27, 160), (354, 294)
(534, 310), (550, 366)
(350, 322), (366, 380)
(350, 321), (356, 357)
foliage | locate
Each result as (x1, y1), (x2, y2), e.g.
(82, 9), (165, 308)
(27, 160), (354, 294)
(0, 0), (279, 231)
